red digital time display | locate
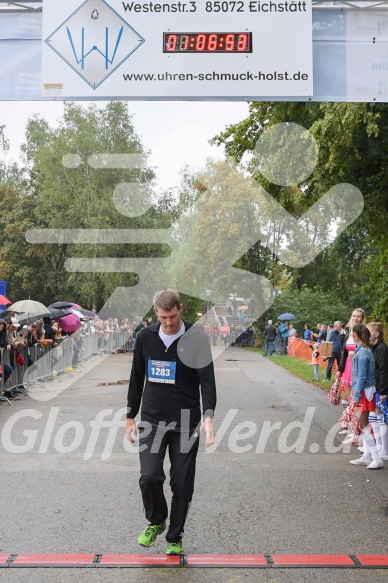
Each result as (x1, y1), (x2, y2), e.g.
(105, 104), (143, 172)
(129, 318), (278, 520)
(163, 32), (252, 53)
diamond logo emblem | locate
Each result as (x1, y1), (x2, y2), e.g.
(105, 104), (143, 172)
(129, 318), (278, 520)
(45, 0), (145, 90)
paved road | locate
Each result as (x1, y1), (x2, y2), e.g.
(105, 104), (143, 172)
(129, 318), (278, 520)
(0, 347), (387, 582)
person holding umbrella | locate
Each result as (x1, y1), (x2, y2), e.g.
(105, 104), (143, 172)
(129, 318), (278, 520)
(277, 313), (296, 355)
(279, 320), (290, 355)
(274, 322), (282, 355)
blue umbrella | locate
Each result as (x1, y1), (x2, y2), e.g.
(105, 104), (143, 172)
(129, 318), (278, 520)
(277, 312), (296, 320)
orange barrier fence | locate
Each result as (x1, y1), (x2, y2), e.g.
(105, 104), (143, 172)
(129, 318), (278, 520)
(287, 337), (338, 374)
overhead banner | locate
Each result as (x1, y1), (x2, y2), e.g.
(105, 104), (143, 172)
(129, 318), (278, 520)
(42, 0), (313, 98)
(346, 11), (388, 101)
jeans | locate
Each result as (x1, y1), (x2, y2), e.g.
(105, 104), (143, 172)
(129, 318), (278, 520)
(264, 339), (277, 356)
(2, 361), (13, 384)
(282, 336), (289, 355)
(313, 364), (320, 380)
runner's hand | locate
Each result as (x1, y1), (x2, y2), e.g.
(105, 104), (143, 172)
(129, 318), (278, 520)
(203, 418), (215, 447)
(125, 418), (137, 443)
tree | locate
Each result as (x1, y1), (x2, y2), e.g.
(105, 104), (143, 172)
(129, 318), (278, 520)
(20, 101), (168, 310)
(214, 101), (388, 320)
(0, 183), (42, 300)
(269, 284), (354, 337)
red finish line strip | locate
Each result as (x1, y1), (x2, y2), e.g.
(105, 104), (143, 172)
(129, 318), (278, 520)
(2, 554), (388, 568)
(187, 554), (268, 566)
(272, 554), (355, 567)
(357, 555), (388, 567)
(11, 554), (96, 567)
(99, 554), (181, 567)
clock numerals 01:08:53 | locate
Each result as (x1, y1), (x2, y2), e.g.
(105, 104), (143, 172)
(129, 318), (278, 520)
(163, 32), (252, 53)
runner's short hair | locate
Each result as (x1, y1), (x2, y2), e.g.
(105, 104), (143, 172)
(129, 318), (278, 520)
(153, 289), (181, 311)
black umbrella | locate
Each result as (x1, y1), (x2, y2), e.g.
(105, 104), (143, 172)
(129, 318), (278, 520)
(49, 302), (74, 309)
(48, 307), (68, 319)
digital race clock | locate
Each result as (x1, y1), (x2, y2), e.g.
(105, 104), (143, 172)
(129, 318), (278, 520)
(163, 32), (252, 53)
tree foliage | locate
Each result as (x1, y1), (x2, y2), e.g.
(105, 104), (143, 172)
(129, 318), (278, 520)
(213, 102), (388, 321)
(1, 101), (388, 323)
(1, 102), (177, 310)
(268, 284), (354, 336)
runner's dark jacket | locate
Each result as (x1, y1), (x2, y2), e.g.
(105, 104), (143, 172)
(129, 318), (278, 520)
(127, 321), (216, 428)
(372, 340), (388, 396)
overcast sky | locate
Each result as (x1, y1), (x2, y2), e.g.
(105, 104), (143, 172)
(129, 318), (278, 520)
(1, 100), (249, 189)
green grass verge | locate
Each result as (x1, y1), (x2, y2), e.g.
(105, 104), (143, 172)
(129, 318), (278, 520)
(244, 346), (331, 392)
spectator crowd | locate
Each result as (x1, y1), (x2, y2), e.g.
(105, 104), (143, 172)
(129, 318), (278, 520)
(263, 311), (388, 470)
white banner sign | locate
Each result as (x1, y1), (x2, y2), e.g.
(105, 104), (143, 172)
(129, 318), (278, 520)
(346, 12), (388, 101)
(42, 0), (313, 98)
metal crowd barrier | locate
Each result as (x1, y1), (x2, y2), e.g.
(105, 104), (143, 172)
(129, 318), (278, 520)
(98, 330), (136, 354)
(0, 331), (136, 404)
(82, 332), (100, 360)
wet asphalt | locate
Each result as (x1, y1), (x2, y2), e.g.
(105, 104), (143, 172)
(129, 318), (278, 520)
(0, 346), (387, 582)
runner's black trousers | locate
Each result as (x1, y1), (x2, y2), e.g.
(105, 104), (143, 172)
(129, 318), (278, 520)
(139, 423), (200, 542)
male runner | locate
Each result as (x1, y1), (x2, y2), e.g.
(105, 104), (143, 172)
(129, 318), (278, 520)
(125, 289), (217, 555)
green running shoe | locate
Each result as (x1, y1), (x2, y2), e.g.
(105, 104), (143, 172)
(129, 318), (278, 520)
(138, 522), (166, 547)
(166, 541), (184, 555)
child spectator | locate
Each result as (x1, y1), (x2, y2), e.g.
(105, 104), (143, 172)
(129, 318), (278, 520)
(311, 343), (321, 381)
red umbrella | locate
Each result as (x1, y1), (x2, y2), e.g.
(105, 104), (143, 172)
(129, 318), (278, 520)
(58, 314), (81, 333)
(0, 294), (11, 305)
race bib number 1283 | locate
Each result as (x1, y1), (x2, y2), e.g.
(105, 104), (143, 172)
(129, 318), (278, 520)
(148, 359), (176, 384)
